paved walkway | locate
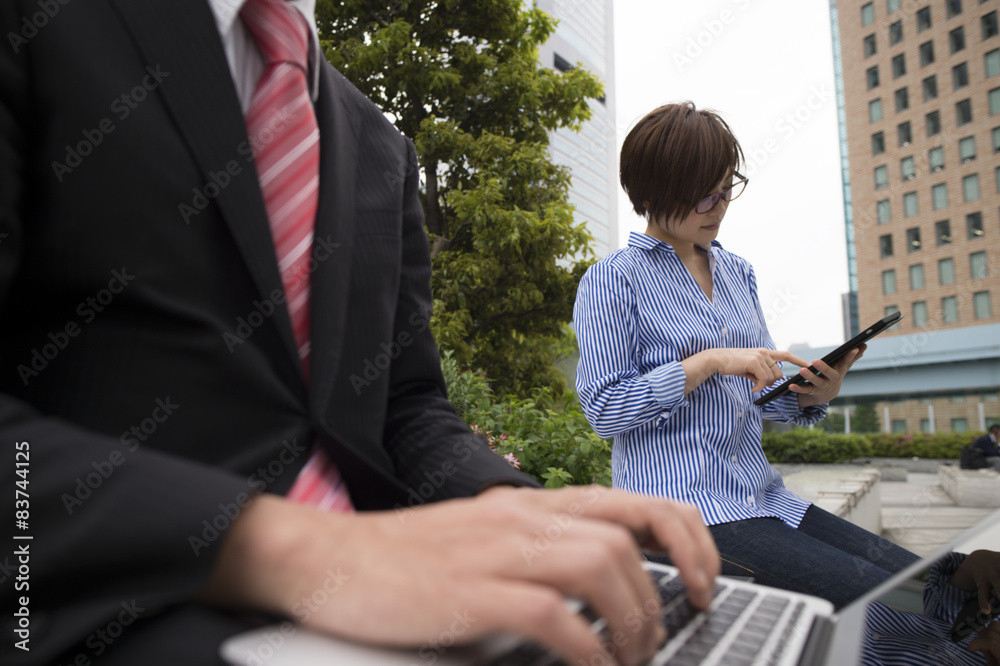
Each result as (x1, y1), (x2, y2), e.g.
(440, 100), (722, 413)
(879, 472), (997, 556)
(779, 464), (999, 557)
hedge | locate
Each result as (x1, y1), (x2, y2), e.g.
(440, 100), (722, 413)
(761, 429), (980, 464)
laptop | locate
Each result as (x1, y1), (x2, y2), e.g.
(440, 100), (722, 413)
(220, 507), (1000, 666)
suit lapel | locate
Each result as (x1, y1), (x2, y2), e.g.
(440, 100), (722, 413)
(309, 64), (359, 416)
(108, 0), (305, 390)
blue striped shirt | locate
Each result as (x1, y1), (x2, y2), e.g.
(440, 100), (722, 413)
(574, 231), (827, 527)
(861, 552), (989, 666)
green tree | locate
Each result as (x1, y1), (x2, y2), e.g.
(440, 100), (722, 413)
(317, 0), (603, 397)
(852, 403), (881, 433)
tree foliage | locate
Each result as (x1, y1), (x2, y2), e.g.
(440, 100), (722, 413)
(316, 0), (603, 396)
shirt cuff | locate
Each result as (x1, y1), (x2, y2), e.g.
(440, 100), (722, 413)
(644, 363), (688, 421)
(766, 391), (828, 424)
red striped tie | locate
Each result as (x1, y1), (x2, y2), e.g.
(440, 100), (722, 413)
(242, 0), (353, 513)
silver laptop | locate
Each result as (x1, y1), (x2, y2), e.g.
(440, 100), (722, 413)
(220, 508), (1000, 666)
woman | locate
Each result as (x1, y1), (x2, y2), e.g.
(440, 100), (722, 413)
(574, 102), (918, 609)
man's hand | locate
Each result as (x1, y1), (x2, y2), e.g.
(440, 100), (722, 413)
(951, 550), (1000, 616)
(198, 485), (719, 666)
(969, 622), (1000, 666)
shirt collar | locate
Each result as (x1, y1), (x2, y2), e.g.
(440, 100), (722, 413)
(626, 231), (722, 255)
(207, 0), (321, 101)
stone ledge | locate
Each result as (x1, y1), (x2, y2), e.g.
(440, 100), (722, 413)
(939, 465), (1000, 508)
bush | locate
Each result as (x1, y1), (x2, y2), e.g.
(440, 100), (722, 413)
(441, 353), (611, 487)
(762, 429), (979, 464)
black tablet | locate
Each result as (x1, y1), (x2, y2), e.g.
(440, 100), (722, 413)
(753, 311), (903, 407)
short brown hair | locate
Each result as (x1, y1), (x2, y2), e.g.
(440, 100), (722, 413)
(620, 102), (744, 225)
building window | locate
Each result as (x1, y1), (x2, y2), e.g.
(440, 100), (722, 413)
(872, 131), (886, 155)
(910, 263), (925, 289)
(895, 87), (909, 112)
(920, 418), (932, 433)
(880, 233), (894, 258)
(923, 75), (938, 101)
(892, 418), (907, 434)
(919, 40), (935, 65)
(933, 183), (949, 209)
(952, 418), (969, 433)
(987, 49), (1000, 77)
(882, 269), (897, 294)
(864, 34), (877, 57)
(927, 110), (942, 136)
(991, 88), (1000, 114)
(929, 146), (944, 170)
(959, 135), (976, 162)
(996, 165), (1000, 193)
(950, 26), (966, 52)
(890, 20), (905, 46)
(903, 191), (919, 216)
(878, 199), (892, 223)
(875, 165), (889, 189)
(983, 10), (998, 39)
(917, 6), (932, 31)
(885, 305), (900, 323)
(901, 156), (916, 179)
(870, 98), (883, 122)
(953, 62), (969, 89)
(974, 291), (993, 318)
(993, 127), (1000, 152)
(912, 300), (928, 326)
(888, 0), (900, 12)
(936, 220), (953, 246)
(862, 2), (875, 26)
(971, 250), (989, 278)
(963, 173), (980, 201)
(942, 295), (959, 322)
(867, 66), (880, 90)
(948, 0), (963, 17)
(892, 53), (906, 78)
(967, 211), (984, 238)
(906, 226), (922, 251)
(957, 98), (973, 125)
(898, 121), (912, 146)
(940, 256), (956, 283)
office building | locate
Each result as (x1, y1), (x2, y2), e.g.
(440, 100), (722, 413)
(831, 0), (999, 432)
(536, 0), (618, 257)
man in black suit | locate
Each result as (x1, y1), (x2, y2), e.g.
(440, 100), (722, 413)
(972, 424), (1000, 471)
(0, 1), (718, 664)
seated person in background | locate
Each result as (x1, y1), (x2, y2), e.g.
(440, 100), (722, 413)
(0, 2), (718, 665)
(574, 101), (920, 611)
(862, 549), (1000, 665)
(972, 424), (1000, 472)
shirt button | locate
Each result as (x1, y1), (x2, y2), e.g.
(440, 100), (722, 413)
(746, 495), (754, 504)
(731, 455), (738, 463)
(736, 411), (743, 419)
(720, 327), (728, 336)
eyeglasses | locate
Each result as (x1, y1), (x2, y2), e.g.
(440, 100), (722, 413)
(694, 172), (749, 214)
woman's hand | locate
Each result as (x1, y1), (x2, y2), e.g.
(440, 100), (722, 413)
(682, 348), (808, 395)
(790, 344), (867, 409)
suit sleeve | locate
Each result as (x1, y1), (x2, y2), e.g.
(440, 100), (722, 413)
(0, 8), (258, 662)
(379, 139), (539, 500)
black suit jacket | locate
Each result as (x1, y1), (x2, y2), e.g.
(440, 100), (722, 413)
(0, 0), (533, 662)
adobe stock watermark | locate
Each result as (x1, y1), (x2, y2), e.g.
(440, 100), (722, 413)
(222, 235), (340, 353)
(673, 0), (754, 73)
(236, 567), (352, 665)
(520, 486), (601, 565)
(743, 84), (833, 178)
(392, 439), (477, 522)
(6, 0), (72, 54)
(16, 267), (135, 386)
(349, 308), (432, 395)
(178, 106), (295, 224)
(61, 396), (181, 515)
(50, 66), (170, 182)
(415, 610), (477, 666)
(188, 437), (307, 556)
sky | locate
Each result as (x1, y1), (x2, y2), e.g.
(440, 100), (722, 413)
(611, 0), (849, 352)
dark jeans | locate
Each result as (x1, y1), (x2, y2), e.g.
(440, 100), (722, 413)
(648, 505), (920, 610)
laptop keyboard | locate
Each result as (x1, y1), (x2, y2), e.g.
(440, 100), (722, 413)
(481, 567), (806, 666)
